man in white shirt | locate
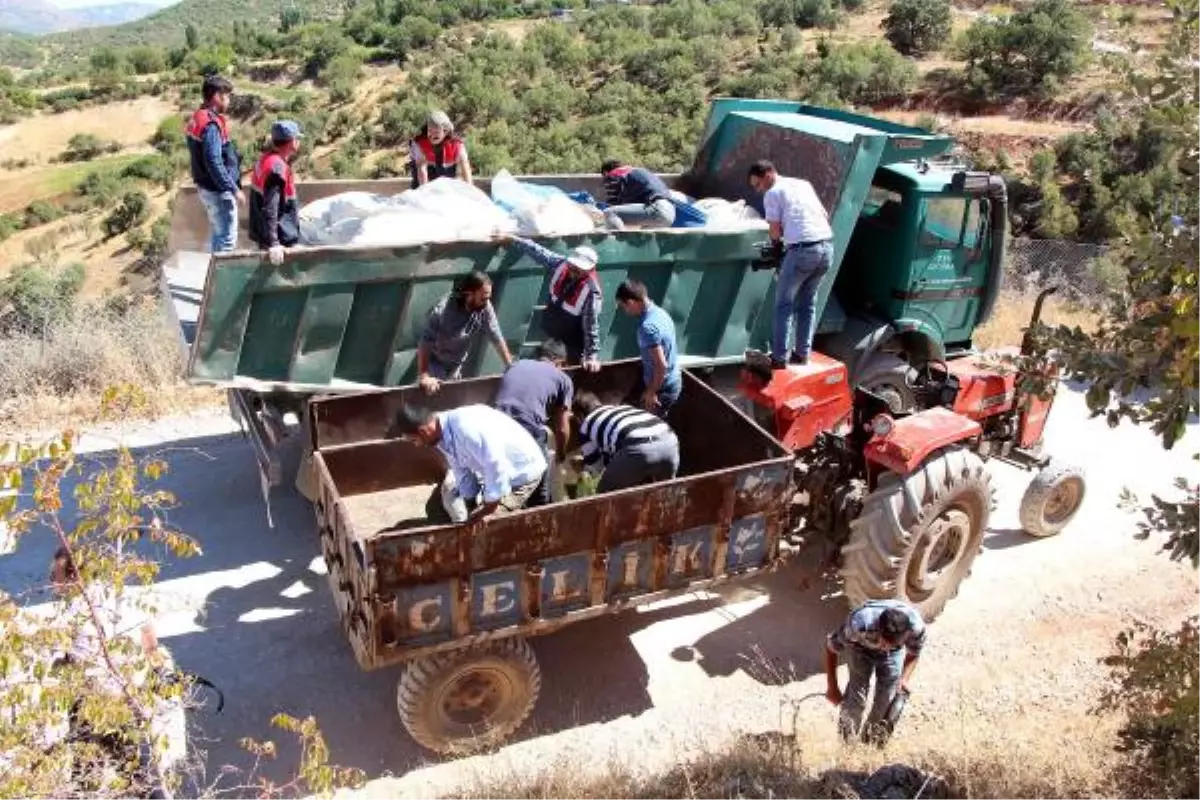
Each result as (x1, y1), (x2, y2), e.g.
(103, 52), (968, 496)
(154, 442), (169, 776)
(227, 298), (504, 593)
(390, 404), (547, 523)
(748, 159), (834, 368)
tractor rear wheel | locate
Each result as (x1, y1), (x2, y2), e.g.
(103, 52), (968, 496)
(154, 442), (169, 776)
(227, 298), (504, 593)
(1019, 461), (1086, 538)
(840, 448), (992, 621)
(397, 637), (541, 755)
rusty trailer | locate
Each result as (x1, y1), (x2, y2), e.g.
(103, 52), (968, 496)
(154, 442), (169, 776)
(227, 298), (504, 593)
(307, 361), (793, 753)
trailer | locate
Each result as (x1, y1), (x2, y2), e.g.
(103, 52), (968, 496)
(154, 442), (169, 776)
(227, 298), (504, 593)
(307, 360), (794, 753)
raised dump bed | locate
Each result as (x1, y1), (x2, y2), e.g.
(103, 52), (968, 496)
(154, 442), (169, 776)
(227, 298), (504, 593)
(306, 360), (793, 754)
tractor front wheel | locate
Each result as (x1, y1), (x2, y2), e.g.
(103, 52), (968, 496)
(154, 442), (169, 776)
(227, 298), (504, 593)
(841, 448), (992, 621)
(1019, 461), (1086, 538)
(397, 637), (541, 755)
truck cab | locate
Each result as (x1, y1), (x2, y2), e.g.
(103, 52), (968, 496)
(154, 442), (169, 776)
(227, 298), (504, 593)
(836, 162), (1006, 362)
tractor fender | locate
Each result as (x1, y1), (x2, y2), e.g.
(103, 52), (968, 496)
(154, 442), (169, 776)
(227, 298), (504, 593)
(863, 407), (982, 476)
(822, 313), (945, 386)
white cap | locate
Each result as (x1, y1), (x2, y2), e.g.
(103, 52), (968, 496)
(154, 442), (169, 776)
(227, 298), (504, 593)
(565, 245), (598, 272)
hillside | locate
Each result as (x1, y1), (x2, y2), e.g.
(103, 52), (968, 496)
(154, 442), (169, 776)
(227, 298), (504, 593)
(38, 0), (347, 58)
(0, 0), (161, 36)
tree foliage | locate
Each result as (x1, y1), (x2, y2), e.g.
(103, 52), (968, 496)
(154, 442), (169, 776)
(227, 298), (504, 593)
(882, 0), (951, 57)
(958, 0), (1091, 98)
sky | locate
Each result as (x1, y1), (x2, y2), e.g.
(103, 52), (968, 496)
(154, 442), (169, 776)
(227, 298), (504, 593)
(47, 0), (180, 8)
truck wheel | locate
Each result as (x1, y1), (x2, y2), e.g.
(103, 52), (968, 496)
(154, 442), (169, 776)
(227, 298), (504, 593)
(396, 637), (541, 755)
(841, 448), (992, 621)
(1019, 461), (1086, 538)
(856, 354), (918, 414)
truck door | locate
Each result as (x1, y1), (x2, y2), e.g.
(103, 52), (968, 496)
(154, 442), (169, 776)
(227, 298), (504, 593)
(908, 195), (989, 344)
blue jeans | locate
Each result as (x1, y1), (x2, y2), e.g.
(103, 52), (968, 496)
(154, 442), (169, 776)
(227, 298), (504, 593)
(839, 644), (903, 743)
(772, 241), (832, 362)
(198, 188), (238, 253)
(605, 198), (676, 229)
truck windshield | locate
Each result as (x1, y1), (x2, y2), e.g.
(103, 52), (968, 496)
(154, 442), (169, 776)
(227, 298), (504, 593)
(922, 197), (968, 247)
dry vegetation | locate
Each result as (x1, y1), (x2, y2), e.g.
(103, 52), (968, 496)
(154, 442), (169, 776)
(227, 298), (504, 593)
(0, 300), (218, 434)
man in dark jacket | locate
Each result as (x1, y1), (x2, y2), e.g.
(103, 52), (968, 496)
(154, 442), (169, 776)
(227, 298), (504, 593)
(249, 120), (302, 265)
(186, 75), (243, 252)
(600, 159), (676, 230)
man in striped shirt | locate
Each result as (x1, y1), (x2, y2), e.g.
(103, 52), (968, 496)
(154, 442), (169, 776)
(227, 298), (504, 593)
(824, 599), (926, 745)
(572, 391), (680, 493)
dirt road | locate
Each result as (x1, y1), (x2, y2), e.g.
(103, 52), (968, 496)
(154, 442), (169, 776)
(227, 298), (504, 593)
(2, 386), (1195, 796)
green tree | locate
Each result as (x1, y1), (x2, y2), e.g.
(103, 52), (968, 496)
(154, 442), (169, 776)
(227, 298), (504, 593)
(883, 0), (951, 57)
(184, 22), (199, 51)
(958, 0), (1091, 97)
(126, 46), (166, 75)
(62, 133), (115, 163)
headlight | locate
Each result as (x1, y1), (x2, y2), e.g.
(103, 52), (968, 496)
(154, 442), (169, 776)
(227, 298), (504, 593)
(869, 414), (894, 438)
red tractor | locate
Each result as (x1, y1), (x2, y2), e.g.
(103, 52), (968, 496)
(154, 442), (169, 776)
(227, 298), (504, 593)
(733, 288), (1086, 620)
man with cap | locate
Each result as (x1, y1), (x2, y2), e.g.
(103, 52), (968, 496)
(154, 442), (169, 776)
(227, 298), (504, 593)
(410, 110), (473, 189)
(249, 120), (302, 266)
(494, 233), (603, 371)
(185, 75), (243, 252)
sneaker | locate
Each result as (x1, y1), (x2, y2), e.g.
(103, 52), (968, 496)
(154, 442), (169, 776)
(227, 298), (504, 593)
(789, 352), (809, 366)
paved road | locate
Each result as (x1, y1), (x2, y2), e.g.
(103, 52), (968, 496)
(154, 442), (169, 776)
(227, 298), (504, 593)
(2, 387), (1195, 795)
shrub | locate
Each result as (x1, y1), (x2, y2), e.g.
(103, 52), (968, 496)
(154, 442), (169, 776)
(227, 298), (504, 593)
(0, 262), (85, 335)
(958, 0), (1090, 98)
(150, 115), (186, 154)
(101, 190), (151, 239)
(0, 213), (21, 241)
(61, 133), (120, 162)
(23, 200), (62, 228)
(883, 0), (952, 57)
(127, 46), (167, 75)
(1098, 619), (1199, 798)
(121, 154), (178, 190)
(809, 41), (918, 105)
(76, 170), (132, 210)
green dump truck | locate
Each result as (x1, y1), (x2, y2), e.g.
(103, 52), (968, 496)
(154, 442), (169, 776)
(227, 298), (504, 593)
(165, 99), (1008, 505)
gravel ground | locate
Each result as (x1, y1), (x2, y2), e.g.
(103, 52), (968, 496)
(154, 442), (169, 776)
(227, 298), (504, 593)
(2, 386), (1195, 797)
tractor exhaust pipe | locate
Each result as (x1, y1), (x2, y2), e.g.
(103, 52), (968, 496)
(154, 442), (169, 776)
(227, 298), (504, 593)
(1021, 286), (1058, 354)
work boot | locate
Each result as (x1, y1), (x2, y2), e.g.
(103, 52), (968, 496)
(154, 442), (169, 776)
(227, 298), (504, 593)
(770, 357), (788, 370)
(789, 352), (809, 366)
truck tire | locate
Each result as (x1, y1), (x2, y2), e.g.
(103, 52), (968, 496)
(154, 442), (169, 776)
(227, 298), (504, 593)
(856, 354), (918, 414)
(840, 448), (992, 621)
(396, 637), (541, 755)
(1019, 461), (1086, 538)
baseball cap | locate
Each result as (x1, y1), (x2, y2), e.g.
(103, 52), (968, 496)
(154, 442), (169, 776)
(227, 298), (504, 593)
(565, 245), (598, 272)
(270, 120), (303, 143)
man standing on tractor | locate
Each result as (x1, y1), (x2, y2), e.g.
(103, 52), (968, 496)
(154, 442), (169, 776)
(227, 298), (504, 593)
(824, 599), (925, 745)
(186, 75), (243, 253)
(616, 279), (682, 417)
(249, 121), (303, 266)
(493, 232), (603, 371)
(417, 271), (514, 395)
(747, 159), (833, 369)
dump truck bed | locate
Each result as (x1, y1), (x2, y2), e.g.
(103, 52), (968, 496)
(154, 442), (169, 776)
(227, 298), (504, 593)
(308, 360), (794, 671)
(168, 102), (951, 393)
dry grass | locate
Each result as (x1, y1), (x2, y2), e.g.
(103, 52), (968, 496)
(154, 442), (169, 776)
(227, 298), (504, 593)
(0, 299), (221, 433)
(450, 704), (1120, 799)
(974, 289), (1100, 350)
(0, 97), (174, 167)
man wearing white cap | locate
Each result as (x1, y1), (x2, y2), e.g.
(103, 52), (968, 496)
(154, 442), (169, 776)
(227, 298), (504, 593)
(495, 234), (604, 371)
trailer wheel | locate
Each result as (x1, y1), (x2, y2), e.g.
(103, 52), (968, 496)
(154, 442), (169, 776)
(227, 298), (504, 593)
(1019, 461), (1086, 538)
(856, 354), (918, 415)
(841, 448), (992, 621)
(396, 637), (541, 755)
